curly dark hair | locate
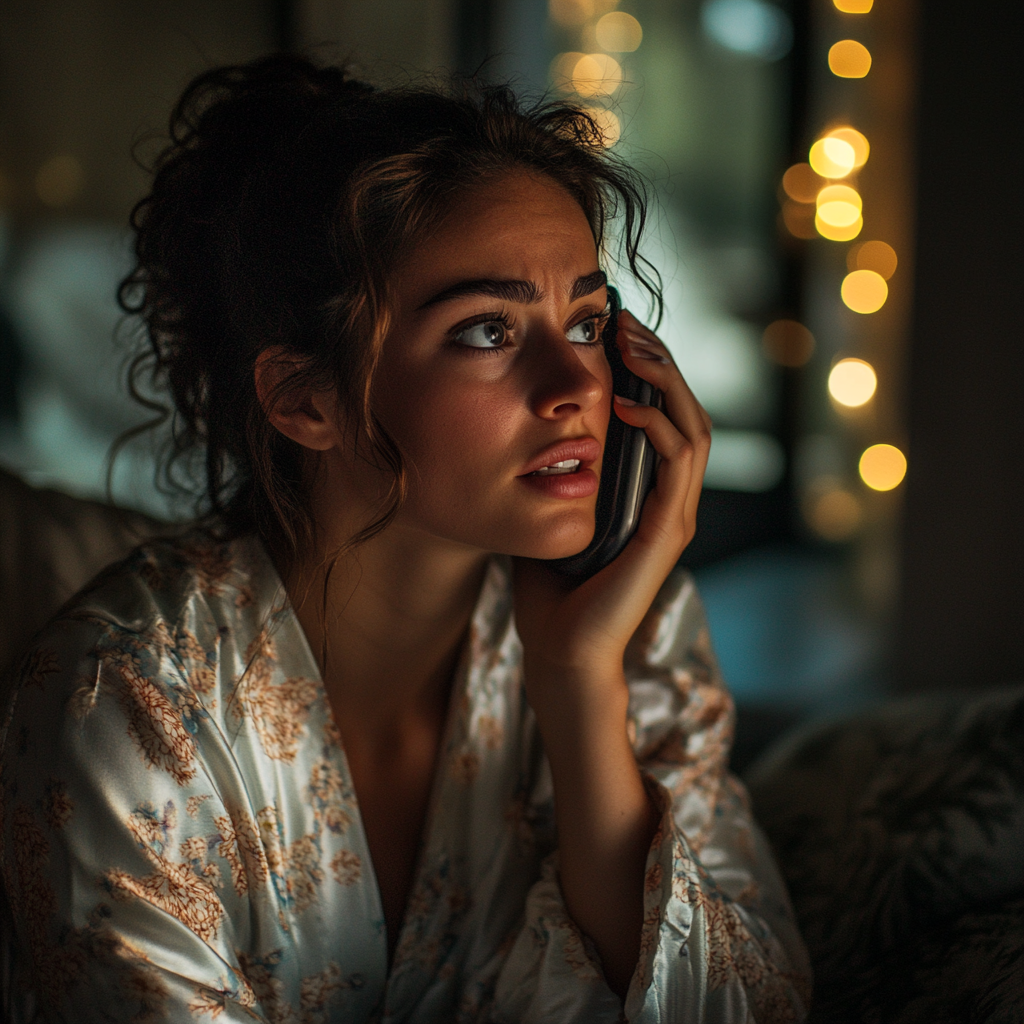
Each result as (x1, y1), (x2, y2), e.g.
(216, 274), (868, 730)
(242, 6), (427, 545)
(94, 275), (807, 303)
(119, 53), (660, 556)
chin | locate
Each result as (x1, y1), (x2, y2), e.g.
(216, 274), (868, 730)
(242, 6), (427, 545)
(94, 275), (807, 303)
(503, 515), (596, 561)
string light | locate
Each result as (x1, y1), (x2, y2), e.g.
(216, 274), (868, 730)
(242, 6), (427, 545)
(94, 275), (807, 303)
(582, 106), (621, 146)
(809, 137), (856, 178)
(783, 163), (824, 203)
(595, 11), (642, 51)
(549, 0), (618, 28)
(805, 482), (863, 540)
(828, 40), (872, 78)
(816, 213), (862, 241)
(826, 127), (869, 168)
(550, 52), (586, 91)
(817, 184), (861, 226)
(847, 240), (897, 279)
(841, 269), (888, 312)
(859, 444), (907, 491)
(782, 200), (818, 239)
(572, 53), (623, 97)
(763, 320), (815, 366)
(828, 358), (877, 406)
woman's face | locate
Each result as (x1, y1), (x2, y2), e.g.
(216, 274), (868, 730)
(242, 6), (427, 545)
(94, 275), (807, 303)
(370, 169), (612, 560)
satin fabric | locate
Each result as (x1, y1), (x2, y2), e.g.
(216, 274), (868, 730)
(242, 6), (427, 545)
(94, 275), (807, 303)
(1, 533), (810, 1022)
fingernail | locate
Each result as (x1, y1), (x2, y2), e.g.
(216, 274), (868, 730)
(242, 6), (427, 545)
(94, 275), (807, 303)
(614, 394), (637, 406)
(625, 333), (660, 348)
(628, 346), (669, 362)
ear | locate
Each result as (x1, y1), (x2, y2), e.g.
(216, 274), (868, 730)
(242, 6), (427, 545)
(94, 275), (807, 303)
(254, 347), (340, 452)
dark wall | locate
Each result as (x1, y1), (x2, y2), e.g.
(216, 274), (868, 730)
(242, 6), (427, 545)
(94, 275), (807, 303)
(898, 1), (1024, 690)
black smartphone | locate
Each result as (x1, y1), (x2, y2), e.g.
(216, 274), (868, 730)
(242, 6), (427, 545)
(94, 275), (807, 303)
(549, 286), (663, 584)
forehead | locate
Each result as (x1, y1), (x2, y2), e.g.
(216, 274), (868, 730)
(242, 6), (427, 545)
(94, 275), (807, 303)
(397, 171), (598, 296)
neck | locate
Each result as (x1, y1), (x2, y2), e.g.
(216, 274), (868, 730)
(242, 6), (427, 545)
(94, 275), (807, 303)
(275, 519), (490, 742)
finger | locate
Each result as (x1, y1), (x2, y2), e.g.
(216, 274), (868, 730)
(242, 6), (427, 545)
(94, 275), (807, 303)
(618, 328), (711, 468)
(614, 396), (711, 528)
(618, 310), (667, 350)
(613, 398), (706, 504)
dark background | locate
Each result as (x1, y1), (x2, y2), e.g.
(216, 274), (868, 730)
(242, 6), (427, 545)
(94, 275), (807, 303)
(0, 0), (1020, 726)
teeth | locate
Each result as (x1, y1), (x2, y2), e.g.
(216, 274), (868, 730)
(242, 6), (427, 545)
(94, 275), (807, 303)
(533, 459), (581, 476)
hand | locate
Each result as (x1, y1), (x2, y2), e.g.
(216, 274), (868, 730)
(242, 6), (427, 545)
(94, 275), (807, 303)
(511, 309), (710, 996)
(513, 308), (712, 713)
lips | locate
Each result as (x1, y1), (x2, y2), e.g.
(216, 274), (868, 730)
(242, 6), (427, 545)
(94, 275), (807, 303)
(518, 437), (603, 477)
(532, 459), (580, 476)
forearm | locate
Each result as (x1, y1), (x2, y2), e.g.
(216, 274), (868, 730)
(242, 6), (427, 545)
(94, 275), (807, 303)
(529, 668), (659, 998)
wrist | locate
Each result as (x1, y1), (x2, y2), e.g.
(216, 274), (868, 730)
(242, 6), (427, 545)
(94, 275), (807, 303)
(522, 658), (629, 731)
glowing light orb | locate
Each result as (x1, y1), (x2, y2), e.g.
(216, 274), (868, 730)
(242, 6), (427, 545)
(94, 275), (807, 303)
(829, 39), (872, 78)
(809, 137), (856, 178)
(596, 12), (643, 52)
(828, 358), (877, 406)
(859, 444), (907, 491)
(816, 213), (863, 241)
(842, 269), (888, 313)
(827, 126), (869, 168)
(572, 53), (623, 97)
(583, 106), (621, 146)
(763, 319), (815, 367)
(782, 162), (824, 203)
(806, 484), (863, 540)
(847, 240), (897, 279)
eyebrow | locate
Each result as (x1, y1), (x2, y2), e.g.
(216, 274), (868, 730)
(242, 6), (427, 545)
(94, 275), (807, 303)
(417, 269), (607, 310)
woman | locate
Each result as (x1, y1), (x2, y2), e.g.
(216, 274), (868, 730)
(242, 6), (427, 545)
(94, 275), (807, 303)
(0, 56), (809, 1022)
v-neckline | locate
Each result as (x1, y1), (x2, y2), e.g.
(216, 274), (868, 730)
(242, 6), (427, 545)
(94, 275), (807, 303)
(262, 543), (483, 987)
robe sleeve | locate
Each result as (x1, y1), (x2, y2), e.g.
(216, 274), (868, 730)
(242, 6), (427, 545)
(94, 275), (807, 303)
(0, 614), (276, 1024)
(490, 570), (812, 1024)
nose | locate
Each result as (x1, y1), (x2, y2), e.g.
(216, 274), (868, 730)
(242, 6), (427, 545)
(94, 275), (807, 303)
(525, 326), (607, 420)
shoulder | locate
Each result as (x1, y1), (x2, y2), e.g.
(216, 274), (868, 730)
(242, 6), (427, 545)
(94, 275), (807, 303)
(0, 531), (283, 765)
(58, 529), (270, 636)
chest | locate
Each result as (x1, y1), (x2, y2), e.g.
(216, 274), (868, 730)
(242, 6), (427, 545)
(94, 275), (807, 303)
(341, 723), (445, 961)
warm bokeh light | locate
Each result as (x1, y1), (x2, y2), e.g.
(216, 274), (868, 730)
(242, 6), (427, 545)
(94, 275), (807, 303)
(550, 51), (585, 90)
(816, 184), (862, 227)
(833, 0), (873, 12)
(809, 137), (855, 178)
(782, 162), (824, 203)
(572, 53), (623, 97)
(859, 444), (907, 491)
(828, 357), (877, 406)
(847, 240), (897, 279)
(805, 482), (863, 541)
(762, 319), (815, 367)
(827, 127), (869, 168)
(595, 11), (642, 51)
(35, 154), (84, 208)
(829, 40), (872, 78)
(815, 213), (863, 241)
(806, 138), (847, 178)
(842, 269), (888, 312)
(549, 0), (618, 28)
(782, 200), (818, 239)
(583, 106), (621, 146)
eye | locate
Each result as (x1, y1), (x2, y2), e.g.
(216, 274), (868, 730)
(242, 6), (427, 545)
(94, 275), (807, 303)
(566, 317), (602, 345)
(455, 320), (508, 349)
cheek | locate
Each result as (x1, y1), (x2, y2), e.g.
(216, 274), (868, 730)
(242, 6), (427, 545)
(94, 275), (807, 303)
(382, 375), (519, 493)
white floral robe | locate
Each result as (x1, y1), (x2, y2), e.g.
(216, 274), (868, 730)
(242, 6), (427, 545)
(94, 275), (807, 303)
(0, 533), (810, 1023)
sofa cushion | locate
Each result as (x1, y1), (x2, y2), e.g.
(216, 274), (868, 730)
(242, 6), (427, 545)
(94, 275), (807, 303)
(0, 468), (168, 677)
(746, 686), (1024, 1022)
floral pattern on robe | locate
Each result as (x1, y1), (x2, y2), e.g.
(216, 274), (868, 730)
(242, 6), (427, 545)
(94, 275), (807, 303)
(0, 533), (810, 1022)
